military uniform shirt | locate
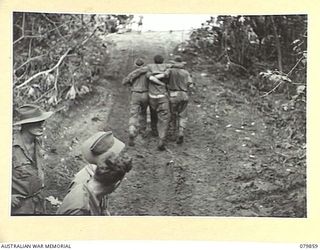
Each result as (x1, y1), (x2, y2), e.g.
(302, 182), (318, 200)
(146, 64), (170, 96)
(167, 68), (192, 92)
(56, 183), (104, 216)
(122, 66), (149, 92)
(12, 132), (45, 198)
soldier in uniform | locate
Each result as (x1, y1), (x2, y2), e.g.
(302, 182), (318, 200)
(56, 131), (132, 216)
(11, 104), (53, 215)
(123, 56), (186, 150)
(146, 55), (172, 150)
(122, 58), (149, 146)
(165, 56), (193, 144)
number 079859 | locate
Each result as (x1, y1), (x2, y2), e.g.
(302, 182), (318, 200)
(299, 244), (318, 248)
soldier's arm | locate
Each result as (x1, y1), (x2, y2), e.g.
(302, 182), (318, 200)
(122, 76), (131, 85)
(149, 76), (166, 86)
(153, 73), (166, 79)
(166, 62), (186, 69)
(153, 67), (170, 80)
(186, 72), (196, 92)
(188, 77), (196, 91)
(187, 72), (194, 86)
(128, 66), (149, 80)
(122, 66), (148, 85)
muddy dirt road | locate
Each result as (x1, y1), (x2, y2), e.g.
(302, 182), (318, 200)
(44, 31), (306, 217)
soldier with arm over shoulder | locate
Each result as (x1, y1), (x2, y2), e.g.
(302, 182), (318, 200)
(122, 58), (149, 146)
(146, 55), (171, 150)
(165, 56), (193, 144)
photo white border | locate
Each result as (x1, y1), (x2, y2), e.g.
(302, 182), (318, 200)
(0, 0), (319, 243)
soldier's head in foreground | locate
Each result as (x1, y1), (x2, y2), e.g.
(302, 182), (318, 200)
(81, 131), (132, 195)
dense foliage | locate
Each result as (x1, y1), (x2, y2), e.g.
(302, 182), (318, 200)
(184, 15), (306, 78)
(176, 15), (307, 176)
(13, 12), (132, 110)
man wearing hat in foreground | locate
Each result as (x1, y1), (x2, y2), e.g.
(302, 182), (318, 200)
(12, 104), (53, 215)
(56, 131), (132, 216)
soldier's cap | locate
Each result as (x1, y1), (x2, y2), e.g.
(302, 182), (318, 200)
(13, 104), (53, 126)
(81, 131), (125, 165)
(168, 55), (186, 65)
(134, 58), (144, 66)
(174, 55), (183, 62)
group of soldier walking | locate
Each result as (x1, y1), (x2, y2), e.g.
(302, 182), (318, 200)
(123, 54), (193, 150)
(11, 53), (192, 216)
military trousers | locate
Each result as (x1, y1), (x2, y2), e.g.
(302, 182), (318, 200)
(129, 91), (149, 136)
(148, 95), (170, 140)
(169, 91), (189, 133)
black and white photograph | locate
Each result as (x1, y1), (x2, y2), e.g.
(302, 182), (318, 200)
(11, 12), (307, 217)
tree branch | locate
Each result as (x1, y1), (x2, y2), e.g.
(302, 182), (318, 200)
(13, 69), (28, 86)
(54, 66), (59, 91)
(80, 27), (98, 46)
(34, 87), (55, 103)
(41, 14), (68, 41)
(229, 61), (249, 74)
(15, 48), (71, 89)
(35, 67), (60, 104)
(225, 50), (249, 74)
(13, 35), (44, 45)
(14, 24), (23, 31)
(260, 55), (305, 98)
(14, 54), (47, 72)
(286, 56), (304, 77)
(13, 13), (26, 45)
(22, 13), (25, 36)
(41, 13), (58, 24)
(15, 26), (98, 90)
(270, 16), (283, 72)
(28, 38), (33, 58)
(14, 15), (72, 45)
(260, 80), (284, 98)
(13, 36), (24, 45)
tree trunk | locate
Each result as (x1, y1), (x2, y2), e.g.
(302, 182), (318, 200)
(270, 16), (283, 72)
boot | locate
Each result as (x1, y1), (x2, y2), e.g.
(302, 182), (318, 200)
(157, 139), (165, 151)
(128, 126), (136, 146)
(151, 129), (159, 137)
(176, 130), (184, 144)
(128, 134), (135, 146)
